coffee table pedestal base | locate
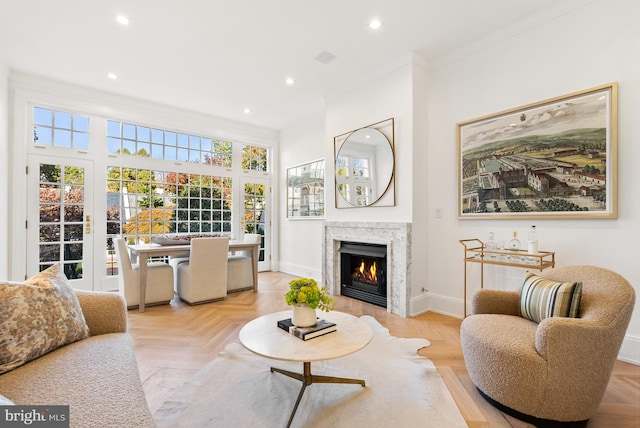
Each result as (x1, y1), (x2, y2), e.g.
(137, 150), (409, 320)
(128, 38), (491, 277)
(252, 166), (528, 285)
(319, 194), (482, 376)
(271, 361), (366, 427)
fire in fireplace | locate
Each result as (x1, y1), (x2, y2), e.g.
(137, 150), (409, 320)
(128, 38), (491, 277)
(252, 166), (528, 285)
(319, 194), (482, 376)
(339, 241), (387, 308)
(353, 259), (378, 286)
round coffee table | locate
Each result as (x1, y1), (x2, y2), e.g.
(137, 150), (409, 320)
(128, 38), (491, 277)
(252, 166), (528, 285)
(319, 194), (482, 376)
(239, 310), (373, 427)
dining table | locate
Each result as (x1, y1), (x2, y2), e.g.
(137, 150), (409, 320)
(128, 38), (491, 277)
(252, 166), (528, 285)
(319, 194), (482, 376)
(127, 240), (260, 312)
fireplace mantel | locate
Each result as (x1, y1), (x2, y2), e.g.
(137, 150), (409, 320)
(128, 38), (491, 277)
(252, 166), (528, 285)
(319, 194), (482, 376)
(323, 222), (411, 317)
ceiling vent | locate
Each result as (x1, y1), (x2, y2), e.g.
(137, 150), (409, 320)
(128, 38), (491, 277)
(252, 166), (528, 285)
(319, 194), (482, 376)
(314, 50), (337, 64)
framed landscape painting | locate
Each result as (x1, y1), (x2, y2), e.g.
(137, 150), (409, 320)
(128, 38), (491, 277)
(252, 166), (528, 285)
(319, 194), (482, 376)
(457, 82), (617, 219)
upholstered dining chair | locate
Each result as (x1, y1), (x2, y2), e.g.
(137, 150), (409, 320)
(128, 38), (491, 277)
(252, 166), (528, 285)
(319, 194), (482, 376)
(227, 233), (260, 292)
(168, 254), (190, 292)
(115, 238), (175, 309)
(176, 237), (229, 304)
(460, 265), (635, 427)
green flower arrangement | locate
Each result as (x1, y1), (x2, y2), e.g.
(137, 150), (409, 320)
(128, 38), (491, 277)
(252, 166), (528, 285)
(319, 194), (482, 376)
(285, 278), (335, 312)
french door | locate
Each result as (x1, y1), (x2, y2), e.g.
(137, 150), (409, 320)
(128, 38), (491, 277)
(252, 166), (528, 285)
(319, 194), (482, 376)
(241, 177), (271, 271)
(27, 155), (95, 290)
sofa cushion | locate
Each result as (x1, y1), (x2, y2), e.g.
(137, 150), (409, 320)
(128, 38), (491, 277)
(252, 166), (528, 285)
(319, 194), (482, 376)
(0, 333), (155, 427)
(519, 271), (582, 323)
(0, 263), (89, 374)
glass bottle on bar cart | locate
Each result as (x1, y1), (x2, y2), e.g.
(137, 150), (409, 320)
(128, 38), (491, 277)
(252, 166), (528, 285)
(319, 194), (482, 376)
(509, 231), (521, 251)
(486, 232), (498, 259)
(528, 225), (539, 254)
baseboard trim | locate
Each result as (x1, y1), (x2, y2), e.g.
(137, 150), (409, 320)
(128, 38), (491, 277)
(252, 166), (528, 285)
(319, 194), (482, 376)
(277, 263), (322, 281)
(409, 293), (429, 316)
(617, 334), (640, 365)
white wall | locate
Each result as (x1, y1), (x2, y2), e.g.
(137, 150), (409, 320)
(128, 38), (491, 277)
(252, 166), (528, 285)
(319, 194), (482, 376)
(0, 56), (8, 279)
(325, 61), (414, 223)
(279, 60), (417, 295)
(278, 0), (639, 363)
(277, 74), (415, 279)
(278, 111), (326, 278)
(426, 0), (639, 363)
(410, 60), (431, 312)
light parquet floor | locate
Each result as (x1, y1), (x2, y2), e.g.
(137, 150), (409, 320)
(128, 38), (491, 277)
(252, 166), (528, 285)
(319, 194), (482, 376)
(127, 271), (640, 427)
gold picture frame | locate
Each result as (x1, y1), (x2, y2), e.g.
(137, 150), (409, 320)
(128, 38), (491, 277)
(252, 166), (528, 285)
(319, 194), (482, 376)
(457, 82), (617, 219)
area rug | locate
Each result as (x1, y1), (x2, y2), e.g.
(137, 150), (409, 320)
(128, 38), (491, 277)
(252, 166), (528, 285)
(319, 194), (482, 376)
(154, 315), (466, 428)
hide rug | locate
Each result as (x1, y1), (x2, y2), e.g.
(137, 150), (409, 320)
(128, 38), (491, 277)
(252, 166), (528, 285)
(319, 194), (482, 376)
(154, 315), (466, 427)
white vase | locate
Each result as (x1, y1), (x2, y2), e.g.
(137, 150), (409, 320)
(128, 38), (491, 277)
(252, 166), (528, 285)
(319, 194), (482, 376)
(292, 304), (317, 327)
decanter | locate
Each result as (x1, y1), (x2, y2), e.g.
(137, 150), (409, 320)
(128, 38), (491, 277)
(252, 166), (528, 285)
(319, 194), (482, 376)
(509, 231), (521, 251)
(486, 232), (497, 250)
(486, 232), (498, 258)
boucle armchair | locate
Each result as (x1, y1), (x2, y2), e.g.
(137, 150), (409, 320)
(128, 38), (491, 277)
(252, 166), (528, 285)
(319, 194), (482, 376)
(460, 265), (635, 427)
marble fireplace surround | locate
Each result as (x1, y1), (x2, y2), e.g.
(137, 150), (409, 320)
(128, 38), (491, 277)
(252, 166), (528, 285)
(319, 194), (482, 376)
(323, 221), (411, 317)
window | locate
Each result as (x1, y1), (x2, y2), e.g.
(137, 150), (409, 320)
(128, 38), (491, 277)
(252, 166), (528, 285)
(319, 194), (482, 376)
(106, 166), (232, 274)
(335, 154), (373, 206)
(38, 163), (86, 277)
(336, 154), (370, 178)
(242, 182), (266, 261)
(352, 157), (370, 178)
(170, 174), (233, 234)
(242, 144), (269, 172)
(25, 99), (273, 282)
(104, 120), (245, 275)
(106, 167), (233, 239)
(106, 120), (232, 167)
(33, 107), (90, 149)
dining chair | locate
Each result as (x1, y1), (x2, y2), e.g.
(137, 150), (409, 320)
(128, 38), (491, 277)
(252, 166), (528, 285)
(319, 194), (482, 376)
(176, 237), (229, 304)
(115, 238), (175, 310)
(169, 255), (190, 292)
(227, 233), (260, 292)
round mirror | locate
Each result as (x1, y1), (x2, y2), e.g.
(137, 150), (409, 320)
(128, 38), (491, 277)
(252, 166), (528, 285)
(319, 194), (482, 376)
(335, 127), (394, 207)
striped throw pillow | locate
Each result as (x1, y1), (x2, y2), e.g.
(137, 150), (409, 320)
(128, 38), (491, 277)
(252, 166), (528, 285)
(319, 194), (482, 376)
(520, 272), (582, 323)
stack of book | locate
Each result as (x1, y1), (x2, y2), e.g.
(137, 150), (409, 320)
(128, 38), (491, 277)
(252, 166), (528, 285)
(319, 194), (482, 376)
(277, 318), (337, 341)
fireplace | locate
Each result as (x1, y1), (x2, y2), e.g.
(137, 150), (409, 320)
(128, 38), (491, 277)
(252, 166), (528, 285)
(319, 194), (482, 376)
(324, 221), (410, 316)
(339, 241), (387, 308)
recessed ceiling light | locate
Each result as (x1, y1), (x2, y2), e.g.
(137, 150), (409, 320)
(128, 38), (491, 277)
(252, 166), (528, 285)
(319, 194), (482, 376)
(116, 15), (129, 26)
(243, 108), (251, 114)
(285, 77), (295, 85)
(369, 19), (382, 30)
(107, 72), (118, 80)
